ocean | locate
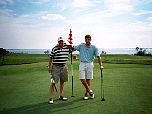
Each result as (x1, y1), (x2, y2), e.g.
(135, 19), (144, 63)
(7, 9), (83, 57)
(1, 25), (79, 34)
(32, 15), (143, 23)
(7, 48), (152, 55)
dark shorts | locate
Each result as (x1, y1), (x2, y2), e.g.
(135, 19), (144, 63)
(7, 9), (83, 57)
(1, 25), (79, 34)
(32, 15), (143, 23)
(52, 64), (68, 83)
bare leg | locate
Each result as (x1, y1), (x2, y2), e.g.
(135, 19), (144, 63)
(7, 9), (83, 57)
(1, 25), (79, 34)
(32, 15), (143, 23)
(81, 79), (91, 93)
(60, 81), (64, 97)
(50, 83), (54, 99)
(86, 79), (91, 94)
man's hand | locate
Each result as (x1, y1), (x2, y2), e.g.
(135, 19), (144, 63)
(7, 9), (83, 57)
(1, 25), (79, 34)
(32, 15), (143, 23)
(100, 65), (104, 70)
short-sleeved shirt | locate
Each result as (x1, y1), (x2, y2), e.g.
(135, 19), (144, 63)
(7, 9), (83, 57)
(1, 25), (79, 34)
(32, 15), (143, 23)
(50, 44), (69, 64)
(75, 43), (100, 62)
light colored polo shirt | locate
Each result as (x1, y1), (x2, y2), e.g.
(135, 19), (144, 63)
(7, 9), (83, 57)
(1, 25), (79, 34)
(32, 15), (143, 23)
(75, 43), (100, 62)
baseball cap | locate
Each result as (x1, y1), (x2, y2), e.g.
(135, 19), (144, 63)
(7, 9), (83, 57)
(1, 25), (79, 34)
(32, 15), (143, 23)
(58, 37), (64, 41)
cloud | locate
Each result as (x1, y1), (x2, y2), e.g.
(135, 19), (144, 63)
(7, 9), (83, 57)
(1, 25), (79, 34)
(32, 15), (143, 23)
(41, 14), (65, 21)
(132, 10), (152, 16)
(0, 0), (152, 49)
(103, 0), (134, 16)
(29, 0), (50, 4)
(0, 0), (14, 6)
(72, 0), (93, 8)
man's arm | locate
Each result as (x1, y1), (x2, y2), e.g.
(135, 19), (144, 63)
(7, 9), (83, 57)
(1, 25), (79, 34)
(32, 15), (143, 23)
(97, 56), (104, 70)
(48, 57), (52, 73)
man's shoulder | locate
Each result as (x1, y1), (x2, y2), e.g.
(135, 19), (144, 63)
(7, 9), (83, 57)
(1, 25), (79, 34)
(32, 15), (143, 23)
(90, 44), (96, 48)
(51, 45), (58, 50)
(79, 43), (85, 46)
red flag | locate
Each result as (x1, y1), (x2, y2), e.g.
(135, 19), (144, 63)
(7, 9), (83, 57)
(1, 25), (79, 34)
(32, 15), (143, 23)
(68, 29), (73, 48)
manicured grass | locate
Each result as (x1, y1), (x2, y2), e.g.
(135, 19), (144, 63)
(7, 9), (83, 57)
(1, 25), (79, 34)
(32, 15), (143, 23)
(0, 61), (152, 114)
(2, 53), (48, 65)
(2, 53), (152, 65)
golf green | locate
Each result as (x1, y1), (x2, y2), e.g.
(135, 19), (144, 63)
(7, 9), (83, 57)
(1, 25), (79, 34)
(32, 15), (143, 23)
(0, 61), (152, 114)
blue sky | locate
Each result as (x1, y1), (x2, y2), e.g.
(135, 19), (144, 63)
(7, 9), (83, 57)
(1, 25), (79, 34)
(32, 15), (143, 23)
(0, 0), (152, 49)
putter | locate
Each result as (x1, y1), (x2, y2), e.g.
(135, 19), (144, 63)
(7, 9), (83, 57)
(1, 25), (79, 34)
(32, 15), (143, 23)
(101, 70), (105, 101)
(51, 78), (57, 92)
(48, 71), (57, 92)
(47, 66), (58, 92)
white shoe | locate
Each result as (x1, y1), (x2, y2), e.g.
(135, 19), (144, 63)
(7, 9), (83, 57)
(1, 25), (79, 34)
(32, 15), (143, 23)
(89, 90), (95, 99)
(90, 93), (95, 99)
(48, 98), (53, 104)
(83, 93), (89, 100)
(59, 96), (68, 101)
(83, 96), (89, 100)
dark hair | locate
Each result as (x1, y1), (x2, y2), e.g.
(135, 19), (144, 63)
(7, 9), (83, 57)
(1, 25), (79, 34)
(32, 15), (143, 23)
(85, 34), (91, 39)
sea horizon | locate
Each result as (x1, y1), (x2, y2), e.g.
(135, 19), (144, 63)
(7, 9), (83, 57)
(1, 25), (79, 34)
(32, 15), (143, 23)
(6, 48), (152, 55)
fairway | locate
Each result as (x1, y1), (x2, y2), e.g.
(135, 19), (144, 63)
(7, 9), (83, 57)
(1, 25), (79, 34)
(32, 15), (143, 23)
(0, 61), (152, 114)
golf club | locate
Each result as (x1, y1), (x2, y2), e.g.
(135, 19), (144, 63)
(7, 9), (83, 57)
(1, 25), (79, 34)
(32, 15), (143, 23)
(51, 78), (57, 92)
(101, 70), (105, 101)
(47, 65), (58, 92)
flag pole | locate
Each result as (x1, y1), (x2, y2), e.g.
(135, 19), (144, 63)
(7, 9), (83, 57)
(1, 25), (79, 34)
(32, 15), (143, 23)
(68, 29), (74, 97)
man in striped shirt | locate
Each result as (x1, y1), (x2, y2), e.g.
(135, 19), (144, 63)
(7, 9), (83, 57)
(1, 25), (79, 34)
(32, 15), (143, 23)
(48, 37), (70, 104)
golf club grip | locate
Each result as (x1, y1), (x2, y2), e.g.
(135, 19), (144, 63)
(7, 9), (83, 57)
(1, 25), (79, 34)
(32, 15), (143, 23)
(101, 70), (103, 78)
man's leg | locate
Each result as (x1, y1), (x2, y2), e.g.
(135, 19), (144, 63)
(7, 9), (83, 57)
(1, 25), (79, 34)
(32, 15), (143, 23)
(49, 82), (54, 104)
(81, 79), (91, 93)
(59, 80), (68, 101)
(60, 80), (64, 97)
(81, 79), (94, 99)
(85, 79), (90, 94)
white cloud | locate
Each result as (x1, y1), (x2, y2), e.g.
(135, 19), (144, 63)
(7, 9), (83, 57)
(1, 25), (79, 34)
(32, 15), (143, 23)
(103, 0), (134, 16)
(41, 14), (65, 21)
(0, 0), (14, 5)
(132, 10), (152, 16)
(29, 0), (50, 4)
(0, 0), (152, 49)
(147, 17), (152, 22)
(72, 0), (93, 8)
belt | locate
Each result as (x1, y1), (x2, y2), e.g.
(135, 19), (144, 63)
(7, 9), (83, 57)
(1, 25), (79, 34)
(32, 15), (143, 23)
(53, 63), (65, 67)
(81, 61), (88, 63)
(81, 61), (92, 63)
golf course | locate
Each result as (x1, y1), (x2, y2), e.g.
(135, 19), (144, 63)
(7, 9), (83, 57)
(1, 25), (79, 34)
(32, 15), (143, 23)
(0, 54), (152, 114)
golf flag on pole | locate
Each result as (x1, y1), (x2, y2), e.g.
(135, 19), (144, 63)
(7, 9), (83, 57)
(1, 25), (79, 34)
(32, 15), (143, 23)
(68, 29), (74, 97)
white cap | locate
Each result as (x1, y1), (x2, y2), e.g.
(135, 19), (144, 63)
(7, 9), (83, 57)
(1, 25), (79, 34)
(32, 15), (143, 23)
(58, 37), (64, 41)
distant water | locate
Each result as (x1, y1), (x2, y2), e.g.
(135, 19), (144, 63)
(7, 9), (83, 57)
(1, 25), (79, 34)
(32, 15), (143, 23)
(7, 49), (50, 54)
(7, 48), (152, 55)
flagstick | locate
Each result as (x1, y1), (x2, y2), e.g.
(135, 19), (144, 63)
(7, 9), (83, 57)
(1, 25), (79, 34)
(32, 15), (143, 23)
(68, 29), (74, 97)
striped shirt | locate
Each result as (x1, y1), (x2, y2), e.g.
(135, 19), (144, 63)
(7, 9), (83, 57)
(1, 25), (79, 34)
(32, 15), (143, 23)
(50, 44), (69, 64)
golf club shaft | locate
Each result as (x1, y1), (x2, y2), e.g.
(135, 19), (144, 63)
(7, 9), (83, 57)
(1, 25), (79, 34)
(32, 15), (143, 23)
(53, 83), (57, 92)
(101, 70), (105, 101)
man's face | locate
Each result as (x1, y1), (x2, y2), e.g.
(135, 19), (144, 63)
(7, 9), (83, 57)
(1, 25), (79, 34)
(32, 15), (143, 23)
(85, 37), (91, 45)
(58, 40), (64, 47)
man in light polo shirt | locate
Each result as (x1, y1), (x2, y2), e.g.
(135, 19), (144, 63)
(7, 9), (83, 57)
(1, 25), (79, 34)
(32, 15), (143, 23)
(74, 34), (104, 100)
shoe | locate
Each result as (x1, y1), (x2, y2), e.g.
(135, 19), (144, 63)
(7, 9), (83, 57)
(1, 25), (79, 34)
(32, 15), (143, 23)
(48, 98), (53, 104)
(90, 93), (95, 99)
(89, 90), (95, 99)
(83, 93), (89, 100)
(59, 96), (68, 101)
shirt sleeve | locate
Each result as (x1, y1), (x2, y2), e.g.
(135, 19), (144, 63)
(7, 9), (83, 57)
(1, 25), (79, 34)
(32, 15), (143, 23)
(49, 48), (54, 58)
(73, 43), (83, 51)
(93, 45), (100, 57)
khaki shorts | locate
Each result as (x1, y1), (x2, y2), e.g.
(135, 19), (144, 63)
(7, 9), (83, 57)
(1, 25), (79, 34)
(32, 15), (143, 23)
(79, 62), (94, 79)
(52, 64), (68, 83)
